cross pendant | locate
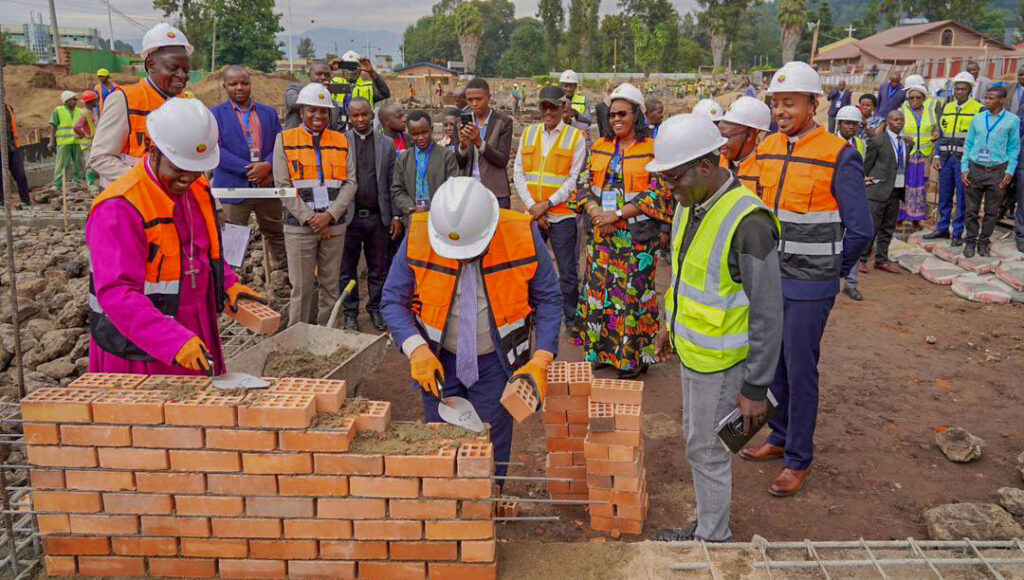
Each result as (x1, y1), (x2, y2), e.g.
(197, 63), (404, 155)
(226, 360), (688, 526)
(185, 260), (199, 289)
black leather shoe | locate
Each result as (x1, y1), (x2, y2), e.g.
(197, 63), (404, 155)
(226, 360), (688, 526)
(950, 237), (963, 247)
(343, 316), (359, 331)
(843, 286), (863, 301)
(370, 310), (387, 331)
(963, 244), (976, 258)
(922, 230), (950, 240)
(977, 244), (990, 257)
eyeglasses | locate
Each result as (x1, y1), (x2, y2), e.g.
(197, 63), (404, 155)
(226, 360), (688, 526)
(608, 111), (631, 120)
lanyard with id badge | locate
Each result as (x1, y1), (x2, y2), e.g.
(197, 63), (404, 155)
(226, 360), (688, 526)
(601, 140), (623, 211)
(241, 105), (262, 174)
(977, 111), (1005, 164)
(415, 143), (433, 208)
(890, 133), (906, 188)
(310, 145), (331, 211)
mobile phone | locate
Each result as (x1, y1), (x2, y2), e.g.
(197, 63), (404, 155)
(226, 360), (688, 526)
(338, 60), (359, 72)
(460, 111), (475, 126)
(328, 83), (351, 96)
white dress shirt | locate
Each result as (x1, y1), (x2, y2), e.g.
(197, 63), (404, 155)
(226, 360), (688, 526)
(512, 120), (587, 223)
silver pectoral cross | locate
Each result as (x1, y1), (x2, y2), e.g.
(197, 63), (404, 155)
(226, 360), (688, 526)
(185, 259), (199, 289)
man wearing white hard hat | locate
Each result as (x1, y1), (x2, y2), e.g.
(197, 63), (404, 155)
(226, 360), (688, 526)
(560, 69), (591, 125)
(90, 23), (193, 185)
(49, 90), (84, 188)
(739, 62), (873, 498)
(328, 50), (390, 126)
(273, 83), (357, 327)
(86, 98), (263, 376)
(717, 96), (771, 192)
(692, 98), (724, 122)
(380, 176), (562, 479)
(651, 114), (782, 542)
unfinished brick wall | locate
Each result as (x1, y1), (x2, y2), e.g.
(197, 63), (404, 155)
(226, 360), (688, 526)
(22, 373), (498, 579)
(541, 361), (590, 501)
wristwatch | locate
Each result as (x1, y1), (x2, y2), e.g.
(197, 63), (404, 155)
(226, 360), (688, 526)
(615, 209), (623, 219)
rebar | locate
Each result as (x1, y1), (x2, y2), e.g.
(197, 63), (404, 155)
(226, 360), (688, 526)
(0, 453), (20, 575)
(481, 497), (608, 505)
(493, 475), (574, 482)
(494, 516), (561, 522)
(0, 40), (26, 399)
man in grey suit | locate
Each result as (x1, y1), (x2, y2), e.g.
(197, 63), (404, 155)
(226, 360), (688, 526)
(862, 109), (910, 276)
(968, 61), (993, 102)
(339, 98), (398, 331)
(391, 110), (459, 217)
(456, 77), (514, 208)
(1007, 63), (1024, 252)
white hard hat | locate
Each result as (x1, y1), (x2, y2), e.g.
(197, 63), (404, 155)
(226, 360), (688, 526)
(905, 84), (928, 98)
(560, 70), (580, 84)
(146, 98), (219, 172)
(835, 105), (863, 123)
(904, 74), (925, 88)
(721, 96), (770, 131)
(428, 177), (500, 260)
(692, 98), (724, 122)
(609, 83), (646, 113)
(141, 23), (193, 59)
(341, 50), (360, 63)
(296, 83), (335, 108)
(768, 61), (823, 95)
(952, 71), (976, 87)
(61, 91), (77, 103)
(646, 114), (728, 173)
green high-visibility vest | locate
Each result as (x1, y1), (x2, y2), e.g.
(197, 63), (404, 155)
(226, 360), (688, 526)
(938, 97), (982, 156)
(570, 93), (587, 116)
(902, 99), (937, 157)
(331, 77), (376, 106)
(666, 184), (779, 373)
(54, 106), (83, 146)
(849, 136), (865, 159)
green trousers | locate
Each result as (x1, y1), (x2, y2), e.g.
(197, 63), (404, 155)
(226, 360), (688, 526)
(52, 144), (84, 187)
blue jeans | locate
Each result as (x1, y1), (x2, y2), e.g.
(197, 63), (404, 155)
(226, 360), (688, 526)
(540, 218), (578, 324)
(936, 156), (966, 238)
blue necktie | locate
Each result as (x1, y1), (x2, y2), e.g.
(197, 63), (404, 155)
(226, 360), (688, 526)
(456, 262), (479, 386)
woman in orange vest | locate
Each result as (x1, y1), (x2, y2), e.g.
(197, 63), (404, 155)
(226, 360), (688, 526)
(570, 83), (673, 379)
(1, 104), (30, 207)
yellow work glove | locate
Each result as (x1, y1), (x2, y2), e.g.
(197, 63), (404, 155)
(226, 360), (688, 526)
(410, 344), (444, 398)
(225, 283), (267, 313)
(511, 350), (554, 410)
(175, 336), (212, 375)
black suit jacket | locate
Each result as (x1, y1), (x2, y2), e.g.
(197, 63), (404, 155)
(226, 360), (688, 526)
(827, 89), (851, 117)
(864, 132), (911, 203)
(456, 108), (513, 198)
(345, 129), (397, 227)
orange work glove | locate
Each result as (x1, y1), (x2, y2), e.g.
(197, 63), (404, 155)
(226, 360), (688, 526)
(225, 283), (266, 313)
(175, 336), (212, 375)
(511, 350), (554, 410)
(410, 344), (444, 398)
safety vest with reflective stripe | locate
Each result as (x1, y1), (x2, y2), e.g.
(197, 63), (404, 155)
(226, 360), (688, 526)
(78, 112), (96, 149)
(520, 123), (583, 216)
(281, 126), (349, 225)
(590, 137), (655, 226)
(118, 79), (172, 166)
(406, 210), (538, 370)
(94, 81), (119, 114)
(331, 77), (376, 105)
(53, 106), (83, 146)
(756, 126), (846, 281)
(848, 136), (865, 159)
(937, 98), (982, 157)
(87, 159), (225, 361)
(6, 105), (19, 148)
(902, 100), (937, 157)
(734, 151), (759, 192)
(667, 184), (778, 373)
(570, 93), (587, 117)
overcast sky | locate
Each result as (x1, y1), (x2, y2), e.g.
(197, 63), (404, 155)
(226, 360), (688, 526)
(1, 0), (698, 42)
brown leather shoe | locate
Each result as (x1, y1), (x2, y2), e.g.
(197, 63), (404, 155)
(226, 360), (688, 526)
(768, 467), (812, 497)
(874, 262), (901, 274)
(739, 442), (784, 462)
(858, 262), (869, 273)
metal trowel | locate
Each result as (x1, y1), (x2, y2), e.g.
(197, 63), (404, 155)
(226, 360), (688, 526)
(435, 373), (485, 432)
(201, 355), (271, 390)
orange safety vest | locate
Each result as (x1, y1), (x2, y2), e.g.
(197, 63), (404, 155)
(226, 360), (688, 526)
(281, 126), (350, 225)
(118, 79), (172, 165)
(520, 123), (583, 216)
(87, 159), (224, 361)
(756, 126), (846, 281)
(590, 137), (654, 194)
(734, 151), (759, 192)
(406, 210), (537, 369)
(94, 81), (119, 113)
(5, 105), (19, 148)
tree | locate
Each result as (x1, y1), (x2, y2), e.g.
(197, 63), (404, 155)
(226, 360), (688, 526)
(537, 0), (564, 71)
(455, 1), (484, 74)
(852, 0), (881, 37)
(597, 14), (634, 72)
(403, 13), (460, 66)
(567, 0), (600, 70)
(153, 0), (215, 69)
(498, 18), (548, 76)
(879, 0), (907, 26)
(212, 0), (283, 72)
(1, 35), (36, 64)
(619, 0), (677, 29)
(114, 40), (134, 52)
(777, 0), (806, 63)
(631, 16), (668, 74)
(297, 36), (315, 61)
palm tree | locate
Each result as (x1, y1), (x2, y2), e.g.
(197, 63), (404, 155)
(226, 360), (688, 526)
(455, 2), (484, 74)
(778, 0), (807, 63)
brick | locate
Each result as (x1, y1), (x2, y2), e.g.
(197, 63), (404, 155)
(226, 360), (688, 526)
(608, 443), (638, 462)
(353, 519), (421, 540)
(314, 453), (383, 475)
(460, 500), (495, 520)
(64, 469), (134, 491)
(353, 400), (391, 432)
(69, 514), (138, 535)
(572, 451), (586, 465)
(614, 403), (642, 431)
(590, 378), (643, 405)
(238, 392), (316, 429)
(181, 538), (249, 558)
(111, 536), (178, 556)
(422, 477), (491, 499)
(429, 562), (497, 580)
(77, 556), (145, 576)
(288, 561), (356, 579)
(569, 381), (592, 397)
(103, 492), (174, 514)
(461, 539), (496, 562)
(359, 561), (426, 580)
(390, 499), (457, 520)
(27, 445), (97, 468)
(349, 476), (419, 498)
(546, 480), (570, 494)
(37, 513), (70, 534)
(589, 485), (645, 506)
(613, 469), (645, 493)
(249, 539), (318, 559)
(149, 557), (217, 578)
(589, 502), (614, 517)
(164, 391), (245, 427)
(176, 495), (245, 516)
(584, 434), (608, 459)
(569, 423), (589, 437)
(57, 424), (127, 447)
(137, 472), (205, 494)
(278, 475), (349, 497)
(247, 496), (314, 518)
(132, 425), (204, 448)
(546, 395), (589, 412)
(424, 520), (494, 540)
(44, 555), (76, 576)
(42, 535), (110, 555)
(546, 361), (569, 396)
(70, 373), (147, 388)
(386, 449), (456, 478)
(279, 424), (354, 452)
(590, 514), (643, 536)
(390, 540), (458, 561)
(211, 517), (281, 538)
(207, 428), (277, 451)
(544, 424), (568, 438)
(587, 473), (613, 489)
(542, 409), (567, 424)
(33, 490), (102, 513)
(20, 388), (99, 423)
(547, 465), (586, 480)
(319, 540), (388, 560)
(546, 452), (574, 467)
(588, 429), (642, 447)
(282, 518), (353, 539)
(565, 409), (589, 424)
(457, 442), (494, 478)
(219, 558), (287, 579)
(588, 400), (615, 432)
(587, 456), (641, 477)
(270, 377), (346, 413)
(208, 473), (278, 495)
(317, 498), (387, 519)
(91, 389), (168, 425)
(24, 423), (59, 445)
(97, 447), (168, 470)
(226, 297), (282, 334)
(141, 515), (212, 537)
(549, 492), (589, 501)
(28, 470), (63, 493)
(243, 452), (312, 474)
(169, 449), (241, 472)
(567, 362), (593, 389)
(500, 378), (537, 423)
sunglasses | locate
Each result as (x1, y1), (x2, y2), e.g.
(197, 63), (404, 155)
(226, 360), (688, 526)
(608, 111), (631, 120)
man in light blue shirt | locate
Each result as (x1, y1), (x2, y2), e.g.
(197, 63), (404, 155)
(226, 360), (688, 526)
(961, 86), (1020, 257)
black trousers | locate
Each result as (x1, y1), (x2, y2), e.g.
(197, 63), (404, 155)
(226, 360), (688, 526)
(540, 218), (578, 323)
(863, 191), (901, 264)
(339, 214), (389, 317)
(965, 164), (1005, 246)
(1, 149), (30, 205)
(497, 196), (511, 210)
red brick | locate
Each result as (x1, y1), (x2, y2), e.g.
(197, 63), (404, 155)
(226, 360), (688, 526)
(226, 296), (282, 334)
(590, 378), (644, 405)
(319, 540), (387, 560)
(77, 556), (144, 576)
(279, 426), (355, 453)
(64, 469), (134, 491)
(386, 450), (456, 478)
(33, 490), (101, 513)
(588, 486), (645, 506)
(317, 497), (386, 519)
(20, 388), (99, 423)
(547, 395), (589, 412)
(249, 539), (318, 559)
(176, 495), (245, 516)
(587, 473), (613, 489)
(36, 513), (70, 534)
(132, 425), (204, 448)
(97, 447), (168, 470)
(111, 536), (178, 556)
(102, 492), (173, 515)
(546, 451), (574, 467)
(422, 478), (491, 499)
(169, 449), (241, 472)
(565, 409), (589, 424)
(210, 517), (281, 538)
(461, 539), (497, 562)
(137, 472), (205, 494)
(424, 520), (494, 540)
(544, 424), (568, 438)
(282, 518), (353, 539)
(390, 540), (458, 561)
(588, 456), (641, 477)
(588, 400), (615, 432)
(278, 475), (349, 496)
(608, 443), (638, 462)
(460, 500), (495, 520)
(42, 535), (110, 555)
(219, 558), (287, 578)
(91, 389), (167, 425)
(495, 500), (520, 518)
(206, 428), (277, 451)
(269, 377), (346, 413)
(390, 499), (457, 520)
(546, 437), (585, 453)
(27, 445), (97, 468)
(569, 423), (589, 437)
(457, 442), (494, 478)
(141, 515), (212, 537)
(359, 561), (425, 580)
(349, 476), (419, 498)
(69, 514), (138, 535)
(29, 469), (65, 489)
(181, 538), (248, 558)
(44, 555), (75, 576)
(587, 429), (642, 447)
(69, 373), (146, 388)
(59, 424), (131, 447)
(566, 362), (593, 390)
(238, 392), (316, 429)
(314, 453), (383, 475)
(542, 409), (567, 424)
(23, 423), (59, 445)
(546, 465), (586, 480)
(288, 561), (356, 579)
(590, 514), (643, 535)
(246, 496), (314, 518)
(149, 557), (217, 578)
(164, 391), (245, 427)
(546, 361), (569, 396)
(208, 473), (277, 495)
(353, 519), (421, 540)
(500, 378), (537, 422)
(614, 403), (642, 431)
(242, 452), (312, 474)
(353, 400), (391, 432)
(429, 562), (497, 580)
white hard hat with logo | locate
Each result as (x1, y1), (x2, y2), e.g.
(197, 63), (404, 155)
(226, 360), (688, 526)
(141, 23), (193, 59)
(692, 98), (724, 122)
(341, 50), (361, 63)
(905, 74), (925, 88)
(560, 70), (580, 84)
(768, 61), (823, 95)
(722, 96), (770, 131)
(146, 98), (219, 172)
(296, 83), (335, 108)
(835, 105), (863, 123)
(646, 114), (728, 173)
(952, 71), (976, 87)
(609, 83), (646, 113)
(905, 84), (929, 98)
(428, 177), (500, 260)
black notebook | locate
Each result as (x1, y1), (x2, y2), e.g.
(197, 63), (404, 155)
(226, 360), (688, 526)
(715, 391), (778, 454)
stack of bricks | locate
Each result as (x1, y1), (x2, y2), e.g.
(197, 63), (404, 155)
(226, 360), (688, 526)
(22, 372), (498, 579)
(584, 378), (647, 537)
(541, 362), (591, 501)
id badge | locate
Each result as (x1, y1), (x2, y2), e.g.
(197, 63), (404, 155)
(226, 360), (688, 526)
(977, 146), (992, 164)
(312, 186), (330, 210)
(601, 189), (618, 212)
(895, 172), (905, 188)
(249, 148), (260, 163)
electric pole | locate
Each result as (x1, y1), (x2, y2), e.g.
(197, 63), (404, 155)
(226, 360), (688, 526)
(48, 0), (61, 64)
(810, 20), (821, 60)
(210, 14), (217, 71)
(105, 0), (115, 52)
(287, 0), (294, 73)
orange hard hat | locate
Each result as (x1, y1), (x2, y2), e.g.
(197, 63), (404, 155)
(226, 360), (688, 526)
(81, 90), (98, 103)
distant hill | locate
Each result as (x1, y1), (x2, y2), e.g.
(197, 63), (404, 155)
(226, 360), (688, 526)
(276, 27), (403, 63)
